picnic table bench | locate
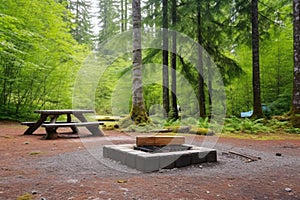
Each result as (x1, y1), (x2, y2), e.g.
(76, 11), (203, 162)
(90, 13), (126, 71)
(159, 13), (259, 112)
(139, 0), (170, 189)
(94, 115), (125, 128)
(21, 110), (104, 139)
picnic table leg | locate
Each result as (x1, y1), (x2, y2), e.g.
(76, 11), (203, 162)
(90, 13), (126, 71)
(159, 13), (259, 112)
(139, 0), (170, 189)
(45, 127), (58, 139)
(73, 112), (104, 136)
(24, 114), (48, 135)
(67, 114), (78, 133)
(45, 115), (59, 136)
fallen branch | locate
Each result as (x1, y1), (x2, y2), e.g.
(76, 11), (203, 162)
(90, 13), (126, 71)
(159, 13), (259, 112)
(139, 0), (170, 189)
(228, 151), (261, 162)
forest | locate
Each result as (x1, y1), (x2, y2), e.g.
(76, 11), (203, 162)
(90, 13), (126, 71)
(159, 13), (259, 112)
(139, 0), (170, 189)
(1, 0), (300, 133)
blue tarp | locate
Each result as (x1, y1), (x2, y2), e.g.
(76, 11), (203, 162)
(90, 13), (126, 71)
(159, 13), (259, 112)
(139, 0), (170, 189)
(241, 110), (253, 118)
(240, 105), (271, 118)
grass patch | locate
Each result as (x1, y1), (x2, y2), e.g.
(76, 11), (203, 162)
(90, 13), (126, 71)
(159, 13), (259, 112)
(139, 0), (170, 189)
(220, 132), (300, 140)
(17, 193), (33, 200)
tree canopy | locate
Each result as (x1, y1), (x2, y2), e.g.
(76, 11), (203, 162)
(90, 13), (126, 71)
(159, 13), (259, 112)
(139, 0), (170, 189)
(0, 0), (296, 125)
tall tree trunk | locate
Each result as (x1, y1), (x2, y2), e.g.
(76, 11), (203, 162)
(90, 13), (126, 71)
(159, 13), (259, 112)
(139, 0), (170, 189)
(207, 57), (213, 116)
(125, 0), (128, 30)
(170, 0), (178, 120)
(130, 0), (149, 124)
(162, 0), (170, 118)
(121, 0), (124, 32)
(251, 0), (263, 118)
(291, 0), (300, 127)
(197, 2), (206, 118)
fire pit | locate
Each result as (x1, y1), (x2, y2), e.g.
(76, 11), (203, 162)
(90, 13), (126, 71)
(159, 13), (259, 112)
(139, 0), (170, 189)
(103, 136), (217, 172)
(134, 136), (191, 153)
(134, 144), (192, 153)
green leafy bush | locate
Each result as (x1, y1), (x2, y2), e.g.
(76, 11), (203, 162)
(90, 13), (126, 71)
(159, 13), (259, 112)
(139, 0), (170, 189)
(198, 117), (210, 128)
(268, 92), (291, 115)
(223, 117), (271, 134)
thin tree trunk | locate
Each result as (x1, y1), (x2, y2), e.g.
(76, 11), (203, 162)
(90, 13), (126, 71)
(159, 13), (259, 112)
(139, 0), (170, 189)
(162, 0), (170, 118)
(291, 0), (300, 127)
(251, 0), (263, 118)
(197, 2), (206, 118)
(207, 57), (213, 116)
(170, 0), (178, 120)
(130, 0), (149, 124)
(125, 0), (128, 30)
(121, 0), (124, 32)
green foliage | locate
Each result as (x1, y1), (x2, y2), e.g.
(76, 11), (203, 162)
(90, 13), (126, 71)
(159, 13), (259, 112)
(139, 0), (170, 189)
(0, 0), (89, 120)
(119, 115), (158, 132)
(266, 118), (289, 129)
(268, 91), (291, 115)
(17, 193), (33, 200)
(97, 0), (123, 43)
(198, 117), (210, 129)
(223, 117), (271, 134)
(122, 123), (158, 133)
(222, 117), (300, 135)
(285, 127), (300, 134)
(0, 0), (295, 124)
(164, 118), (180, 127)
(189, 127), (211, 135)
(68, 0), (94, 46)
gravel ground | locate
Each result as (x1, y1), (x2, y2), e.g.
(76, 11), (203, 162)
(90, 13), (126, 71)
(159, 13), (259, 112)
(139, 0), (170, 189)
(1, 122), (300, 200)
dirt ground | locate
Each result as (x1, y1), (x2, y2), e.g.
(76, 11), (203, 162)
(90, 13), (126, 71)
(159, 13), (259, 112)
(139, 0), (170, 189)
(1, 121), (300, 200)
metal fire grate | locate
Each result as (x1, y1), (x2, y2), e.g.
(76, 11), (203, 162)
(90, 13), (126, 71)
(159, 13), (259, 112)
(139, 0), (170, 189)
(134, 145), (192, 153)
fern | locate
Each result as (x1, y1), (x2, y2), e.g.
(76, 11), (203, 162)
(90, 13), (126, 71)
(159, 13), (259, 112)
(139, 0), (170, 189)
(198, 117), (210, 128)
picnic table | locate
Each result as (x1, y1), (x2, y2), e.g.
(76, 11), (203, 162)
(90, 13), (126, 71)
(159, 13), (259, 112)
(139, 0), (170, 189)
(21, 110), (104, 139)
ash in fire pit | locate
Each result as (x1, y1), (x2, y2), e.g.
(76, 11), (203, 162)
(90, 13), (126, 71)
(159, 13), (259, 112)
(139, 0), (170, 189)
(134, 144), (192, 153)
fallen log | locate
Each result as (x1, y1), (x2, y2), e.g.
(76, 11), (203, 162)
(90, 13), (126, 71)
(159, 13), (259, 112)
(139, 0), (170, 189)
(228, 151), (261, 162)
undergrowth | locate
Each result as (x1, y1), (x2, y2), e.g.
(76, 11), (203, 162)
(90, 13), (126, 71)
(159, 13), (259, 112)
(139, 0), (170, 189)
(117, 114), (299, 135)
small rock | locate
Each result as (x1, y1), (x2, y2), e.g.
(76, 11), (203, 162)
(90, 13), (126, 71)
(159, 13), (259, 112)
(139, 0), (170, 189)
(276, 153), (282, 156)
(285, 188), (292, 192)
(67, 179), (79, 184)
(120, 187), (128, 192)
(31, 190), (38, 195)
(24, 142), (29, 145)
(41, 198), (46, 200)
(206, 191), (210, 194)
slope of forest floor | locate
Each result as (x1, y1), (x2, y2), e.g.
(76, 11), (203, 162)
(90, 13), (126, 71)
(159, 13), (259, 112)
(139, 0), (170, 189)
(0, 121), (300, 200)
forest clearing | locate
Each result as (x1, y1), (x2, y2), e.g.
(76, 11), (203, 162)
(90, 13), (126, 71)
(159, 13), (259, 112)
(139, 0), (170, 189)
(1, 0), (300, 199)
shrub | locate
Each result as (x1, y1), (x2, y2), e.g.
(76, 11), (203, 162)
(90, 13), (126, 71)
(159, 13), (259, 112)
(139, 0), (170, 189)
(223, 117), (271, 134)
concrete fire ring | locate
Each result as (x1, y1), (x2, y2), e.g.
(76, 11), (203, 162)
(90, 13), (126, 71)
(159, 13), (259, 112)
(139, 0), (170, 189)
(103, 144), (217, 172)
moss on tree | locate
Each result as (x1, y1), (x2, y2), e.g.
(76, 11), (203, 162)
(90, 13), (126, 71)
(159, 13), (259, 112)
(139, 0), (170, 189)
(291, 114), (300, 128)
(130, 103), (150, 125)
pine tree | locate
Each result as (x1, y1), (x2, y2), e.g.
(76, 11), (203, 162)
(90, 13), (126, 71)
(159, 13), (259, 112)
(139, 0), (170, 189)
(251, 0), (264, 118)
(68, 0), (94, 46)
(170, 0), (179, 120)
(197, 0), (206, 118)
(130, 0), (149, 124)
(162, 0), (170, 118)
(97, 0), (120, 43)
(291, 0), (300, 127)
